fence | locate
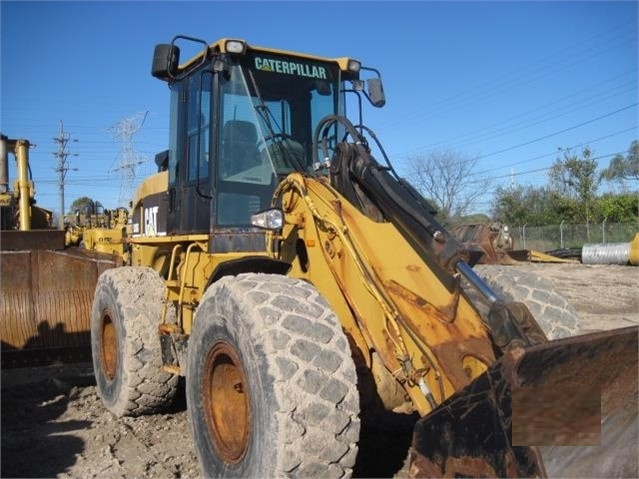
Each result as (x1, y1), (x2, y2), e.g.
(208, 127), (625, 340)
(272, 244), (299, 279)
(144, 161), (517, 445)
(511, 221), (638, 252)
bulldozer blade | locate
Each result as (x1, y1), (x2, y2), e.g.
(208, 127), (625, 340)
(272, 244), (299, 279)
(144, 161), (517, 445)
(1, 248), (119, 367)
(409, 326), (638, 478)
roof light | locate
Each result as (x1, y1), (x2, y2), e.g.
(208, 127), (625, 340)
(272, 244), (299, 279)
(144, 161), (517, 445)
(225, 39), (247, 55)
(251, 208), (283, 230)
(347, 59), (361, 73)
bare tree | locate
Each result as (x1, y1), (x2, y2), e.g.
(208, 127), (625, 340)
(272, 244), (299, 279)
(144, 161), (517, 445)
(405, 149), (491, 223)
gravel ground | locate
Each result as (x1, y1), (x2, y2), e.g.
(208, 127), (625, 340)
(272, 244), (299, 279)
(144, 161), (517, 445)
(1, 262), (637, 478)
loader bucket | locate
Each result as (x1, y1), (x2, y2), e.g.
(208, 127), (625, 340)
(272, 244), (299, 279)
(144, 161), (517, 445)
(409, 326), (638, 478)
(0, 245), (119, 367)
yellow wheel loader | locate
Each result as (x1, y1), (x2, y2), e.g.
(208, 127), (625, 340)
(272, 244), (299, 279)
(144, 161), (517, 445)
(89, 36), (637, 478)
(0, 135), (119, 367)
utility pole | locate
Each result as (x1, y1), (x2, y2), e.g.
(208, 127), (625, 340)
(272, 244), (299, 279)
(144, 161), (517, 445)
(53, 120), (78, 229)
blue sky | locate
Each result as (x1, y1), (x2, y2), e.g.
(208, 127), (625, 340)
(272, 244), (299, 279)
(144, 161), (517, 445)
(1, 0), (637, 215)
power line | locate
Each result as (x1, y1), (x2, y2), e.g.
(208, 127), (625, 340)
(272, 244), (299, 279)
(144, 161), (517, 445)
(399, 105), (637, 172)
(472, 103), (638, 162)
(480, 151), (624, 183)
(473, 125), (638, 176)
(395, 72), (637, 157)
(376, 23), (636, 132)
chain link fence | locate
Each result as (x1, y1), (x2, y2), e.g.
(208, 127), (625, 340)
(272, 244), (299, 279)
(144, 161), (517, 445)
(511, 222), (638, 252)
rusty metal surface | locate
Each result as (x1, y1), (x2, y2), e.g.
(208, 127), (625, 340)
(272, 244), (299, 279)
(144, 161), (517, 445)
(511, 326), (638, 447)
(454, 224), (519, 266)
(409, 352), (546, 478)
(0, 248), (118, 367)
(409, 326), (638, 478)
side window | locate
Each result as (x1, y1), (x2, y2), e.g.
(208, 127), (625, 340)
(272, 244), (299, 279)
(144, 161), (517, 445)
(168, 82), (182, 187)
(187, 72), (212, 182)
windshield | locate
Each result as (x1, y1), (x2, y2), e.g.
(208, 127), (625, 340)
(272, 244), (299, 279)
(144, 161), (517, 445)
(216, 52), (344, 225)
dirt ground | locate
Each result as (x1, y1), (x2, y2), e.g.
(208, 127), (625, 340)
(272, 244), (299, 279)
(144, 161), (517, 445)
(1, 263), (637, 479)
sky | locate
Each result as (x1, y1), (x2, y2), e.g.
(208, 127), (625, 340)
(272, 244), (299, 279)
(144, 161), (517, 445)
(1, 0), (637, 217)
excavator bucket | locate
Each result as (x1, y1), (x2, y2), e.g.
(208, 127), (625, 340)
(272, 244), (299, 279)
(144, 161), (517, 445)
(409, 326), (638, 478)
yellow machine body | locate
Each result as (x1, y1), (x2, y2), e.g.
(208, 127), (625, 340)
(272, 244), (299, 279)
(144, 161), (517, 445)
(87, 38), (637, 478)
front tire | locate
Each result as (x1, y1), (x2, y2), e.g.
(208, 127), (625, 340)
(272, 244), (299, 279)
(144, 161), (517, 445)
(187, 273), (360, 478)
(91, 266), (178, 417)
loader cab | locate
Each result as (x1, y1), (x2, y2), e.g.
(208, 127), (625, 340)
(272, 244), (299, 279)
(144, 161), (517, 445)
(151, 37), (382, 252)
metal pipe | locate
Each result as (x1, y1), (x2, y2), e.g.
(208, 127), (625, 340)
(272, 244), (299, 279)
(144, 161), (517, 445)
(582, 242), (631, 265)
(0, 134), (8, 193)
(455, 261), (499, 304)
(602, 217), (608, 244)
(560, 220), (565, 249)
(14, 139), (31, 231)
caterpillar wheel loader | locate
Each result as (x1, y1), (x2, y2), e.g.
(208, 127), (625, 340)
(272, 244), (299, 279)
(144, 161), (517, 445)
(90, 36), (638, 478)
(0, 135), (119, 367)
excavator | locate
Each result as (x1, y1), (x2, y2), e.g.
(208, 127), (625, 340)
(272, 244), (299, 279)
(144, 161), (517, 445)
(84, 37), (636, 478)
(0, 135), (119, 367)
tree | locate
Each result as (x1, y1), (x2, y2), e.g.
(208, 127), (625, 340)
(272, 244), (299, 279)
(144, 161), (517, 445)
(594, 192), (639, 224)
(549, 147), (599, 225)
(405, 149), (491, 224)
(600, 140), (639, 188)
(69, 196), (102, 215)
(491, 185), (564, 226)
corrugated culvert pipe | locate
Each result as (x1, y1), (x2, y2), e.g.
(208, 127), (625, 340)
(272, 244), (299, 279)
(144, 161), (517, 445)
(582, 233), (639, 266)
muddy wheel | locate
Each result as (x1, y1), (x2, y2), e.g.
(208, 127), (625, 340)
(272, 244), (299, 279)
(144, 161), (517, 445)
(472, 265), (579, 339)
(186, 273), (360, 478)
(91, 266), (178, 417)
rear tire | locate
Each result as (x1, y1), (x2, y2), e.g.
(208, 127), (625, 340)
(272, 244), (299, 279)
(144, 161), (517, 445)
(472, 265), (579, 339)
(91, 266), (178, 417)
(186, 273), (360, 478)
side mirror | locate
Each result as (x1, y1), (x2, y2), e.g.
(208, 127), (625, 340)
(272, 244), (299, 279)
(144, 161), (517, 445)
(367, 78), (386, 108)
(151, 44), (180, 81)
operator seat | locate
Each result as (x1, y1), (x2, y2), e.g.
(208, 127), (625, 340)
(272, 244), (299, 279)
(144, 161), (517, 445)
(221, 120), (260, 176)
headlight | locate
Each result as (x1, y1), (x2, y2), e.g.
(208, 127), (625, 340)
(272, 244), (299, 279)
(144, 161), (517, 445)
(251, 208), (283, 230)
(225, 39), (247, 55)
(347, 59), (361, 73)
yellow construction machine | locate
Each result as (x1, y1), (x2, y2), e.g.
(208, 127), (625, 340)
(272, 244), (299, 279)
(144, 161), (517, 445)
(0, 134), (119, 367)
(89, 37), (638, 478)
(65, 204), (129, 257)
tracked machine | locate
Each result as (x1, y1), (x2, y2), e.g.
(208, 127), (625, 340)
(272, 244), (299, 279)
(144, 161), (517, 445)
(0, 135), (119, 367)
(89, 37), (638, 478)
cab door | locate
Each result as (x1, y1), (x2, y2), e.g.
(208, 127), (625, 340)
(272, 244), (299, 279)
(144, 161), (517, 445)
(178, 71), (213, 234)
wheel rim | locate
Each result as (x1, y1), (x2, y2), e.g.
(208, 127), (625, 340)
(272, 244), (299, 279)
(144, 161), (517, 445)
(203, 341), (250, 464)
(100, 308), (118, 381)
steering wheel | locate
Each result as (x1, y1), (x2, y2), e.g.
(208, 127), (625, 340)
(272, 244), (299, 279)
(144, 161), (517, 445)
(257, 132), (294, 151)
(258, 133), (307, 173)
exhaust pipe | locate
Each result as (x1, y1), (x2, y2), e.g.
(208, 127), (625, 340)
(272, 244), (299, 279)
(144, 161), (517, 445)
(0, 134), (8, 195)
(14, 139), (32, 231)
